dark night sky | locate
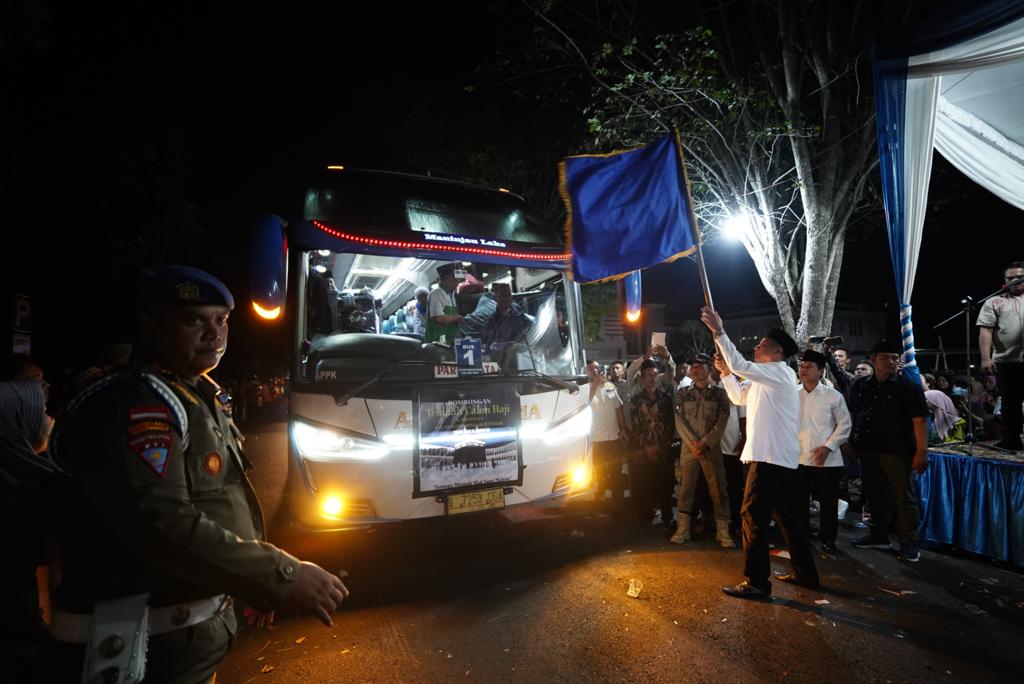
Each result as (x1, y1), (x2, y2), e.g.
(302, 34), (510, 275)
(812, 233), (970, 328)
(3, 1), (1019, 378)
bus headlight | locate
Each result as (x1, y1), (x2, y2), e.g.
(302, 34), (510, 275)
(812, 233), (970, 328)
(292, 421), (390, 460)
(539, 407), (592, 447)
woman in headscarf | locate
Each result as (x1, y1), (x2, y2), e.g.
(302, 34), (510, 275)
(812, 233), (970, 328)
(1, 379), (57, 665)
(922, 376), (960, 442)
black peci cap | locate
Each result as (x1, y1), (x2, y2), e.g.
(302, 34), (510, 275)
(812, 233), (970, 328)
(799, 349), (828, 368)
(766, 328), (799, 358)
(871, 339), (903, 355)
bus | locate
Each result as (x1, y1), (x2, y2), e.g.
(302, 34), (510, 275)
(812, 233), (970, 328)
(250, 168), (594, 531)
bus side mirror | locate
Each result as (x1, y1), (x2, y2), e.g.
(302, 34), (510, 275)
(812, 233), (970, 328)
(251, 214), (288, 321)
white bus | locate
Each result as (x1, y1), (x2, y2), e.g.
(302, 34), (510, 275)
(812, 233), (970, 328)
(250, 168), (594, 530)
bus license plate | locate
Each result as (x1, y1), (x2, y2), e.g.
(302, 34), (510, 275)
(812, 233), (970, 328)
(446, 488), (505, 515)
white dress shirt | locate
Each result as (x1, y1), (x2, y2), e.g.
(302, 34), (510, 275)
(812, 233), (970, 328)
(590, 381), (624, 442)
(797, 381), (852, 467)
(720, 403), (747, 456)
(717, 333), (801, 468)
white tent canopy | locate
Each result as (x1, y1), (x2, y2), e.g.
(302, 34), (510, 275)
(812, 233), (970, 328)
(872, 3), (1024, 381)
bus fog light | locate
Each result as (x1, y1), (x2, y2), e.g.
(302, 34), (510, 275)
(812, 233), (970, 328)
(320, 495), (345, 519)
(571, 464), (590, 488)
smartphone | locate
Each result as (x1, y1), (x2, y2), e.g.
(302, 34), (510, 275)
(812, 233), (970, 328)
(651, 332), (666, 348)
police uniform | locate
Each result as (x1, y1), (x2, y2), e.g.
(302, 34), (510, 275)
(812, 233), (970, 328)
(47, 267), (301, 683)
(672, 362), (732, 544)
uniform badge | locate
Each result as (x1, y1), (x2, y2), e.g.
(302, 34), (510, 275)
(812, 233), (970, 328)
(203, 452), (223, 476)
(176, 281), (200, 302)
(130, 434), (173, 477)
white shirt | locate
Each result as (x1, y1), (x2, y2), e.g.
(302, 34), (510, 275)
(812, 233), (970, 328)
(797, 381), (851, 467)
(677, 376), (693, 390)
(590, 381), (623, 442)
(428, 286), (455, 318)
(720, 403), (747, 456)
(717, 333), (801, 468)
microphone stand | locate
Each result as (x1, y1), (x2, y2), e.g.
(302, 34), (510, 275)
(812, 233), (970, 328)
(933, 282), (1018, 456)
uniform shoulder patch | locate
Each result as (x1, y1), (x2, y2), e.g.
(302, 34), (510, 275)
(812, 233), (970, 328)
(129, 433), (173, 477)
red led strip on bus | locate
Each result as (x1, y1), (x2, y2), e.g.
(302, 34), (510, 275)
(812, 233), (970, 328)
(312, 220), (571, 261)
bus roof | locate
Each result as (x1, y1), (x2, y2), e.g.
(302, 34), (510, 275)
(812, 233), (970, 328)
(299, 168), (561, 247)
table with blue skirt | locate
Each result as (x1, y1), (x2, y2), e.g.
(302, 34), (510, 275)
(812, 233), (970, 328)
(916, 449), (1024, 566)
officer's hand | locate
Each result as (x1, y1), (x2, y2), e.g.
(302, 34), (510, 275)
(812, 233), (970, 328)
(289, 561), (350, 626)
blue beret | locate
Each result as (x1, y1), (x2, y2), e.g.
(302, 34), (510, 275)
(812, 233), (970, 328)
(139, 265), (234, 310)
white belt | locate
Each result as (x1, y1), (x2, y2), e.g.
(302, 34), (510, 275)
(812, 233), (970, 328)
(50, 595), (228, 644)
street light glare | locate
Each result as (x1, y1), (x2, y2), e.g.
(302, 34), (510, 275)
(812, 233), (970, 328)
(721, 212), (751, 241)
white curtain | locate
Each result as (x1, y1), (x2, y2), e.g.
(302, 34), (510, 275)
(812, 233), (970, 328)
(900, 15), (1024, 301)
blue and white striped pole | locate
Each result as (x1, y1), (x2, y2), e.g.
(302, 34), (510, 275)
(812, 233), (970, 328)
(900, 303), (922, 385)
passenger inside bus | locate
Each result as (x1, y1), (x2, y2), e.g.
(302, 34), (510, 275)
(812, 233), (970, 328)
(304, 253), (575, 375)
(425, 263), (464, 344)
(480, 283), (534, 351)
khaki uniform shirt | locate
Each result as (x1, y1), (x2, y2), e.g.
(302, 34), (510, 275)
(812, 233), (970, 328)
(977, 293), (1024, 363)
(673, 384), (731, 452)
(52, 365), (300, 613)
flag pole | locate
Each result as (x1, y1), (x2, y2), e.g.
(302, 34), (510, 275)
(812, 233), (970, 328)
(672, 130), (715, 311)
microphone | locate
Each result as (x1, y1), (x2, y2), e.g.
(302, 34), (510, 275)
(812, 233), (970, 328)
(1003, 276), (1024, 291)
(807, 335), (844, 346)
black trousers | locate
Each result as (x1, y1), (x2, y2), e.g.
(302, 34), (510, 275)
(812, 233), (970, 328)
(997, 362), (1023, 446)
(592, 439), (626, 502)
(859, 451), (920, 544)
(798, 464), (843, 544)
(741, 462), (819, 591)
(628, 447), (674, 522)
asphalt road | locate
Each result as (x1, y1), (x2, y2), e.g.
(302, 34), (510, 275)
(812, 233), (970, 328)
(220, 420), (1024, 683)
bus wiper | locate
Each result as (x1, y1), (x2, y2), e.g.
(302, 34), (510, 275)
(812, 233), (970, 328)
(507, 368), (581, 395)
(334, 360), (431, 406)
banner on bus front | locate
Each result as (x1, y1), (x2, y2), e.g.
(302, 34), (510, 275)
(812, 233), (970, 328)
(412, 387), (523, 498)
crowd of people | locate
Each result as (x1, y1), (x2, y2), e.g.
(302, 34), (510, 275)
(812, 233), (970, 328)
(585, 284), (1024, 599)
(1, 260), (1019, 677)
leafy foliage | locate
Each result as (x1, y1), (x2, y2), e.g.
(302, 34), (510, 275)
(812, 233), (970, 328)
(580, 281), (620, 342)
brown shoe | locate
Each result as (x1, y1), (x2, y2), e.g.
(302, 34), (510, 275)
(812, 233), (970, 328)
(721, 581), (771, 600)
(773, 572), (819, 589)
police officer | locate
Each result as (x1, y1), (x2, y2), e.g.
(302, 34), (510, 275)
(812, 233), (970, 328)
(48, 266), (348, 683)
(670, 354), (734, 547)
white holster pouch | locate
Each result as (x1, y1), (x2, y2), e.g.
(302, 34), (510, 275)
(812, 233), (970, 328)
(51, 593), (228, 684)
(82, 592), (150, 684)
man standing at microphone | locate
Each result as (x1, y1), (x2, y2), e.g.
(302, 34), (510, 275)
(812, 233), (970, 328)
(978, 261), (1024, 451)
(701, 307), (819, 599)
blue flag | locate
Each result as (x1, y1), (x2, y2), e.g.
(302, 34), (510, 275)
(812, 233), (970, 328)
(559, 133), (698, 283)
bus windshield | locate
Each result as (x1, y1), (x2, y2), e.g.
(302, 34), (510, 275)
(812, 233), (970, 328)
(301, 251), (582, 379)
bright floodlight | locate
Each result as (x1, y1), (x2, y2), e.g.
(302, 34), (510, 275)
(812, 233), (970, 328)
(721, 212), (751, 241)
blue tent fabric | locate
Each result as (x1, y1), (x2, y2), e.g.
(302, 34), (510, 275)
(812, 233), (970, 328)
(917, 451), (1024, 566)
(876, 0), (1024, 58)
(559, 133), (697, 283)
